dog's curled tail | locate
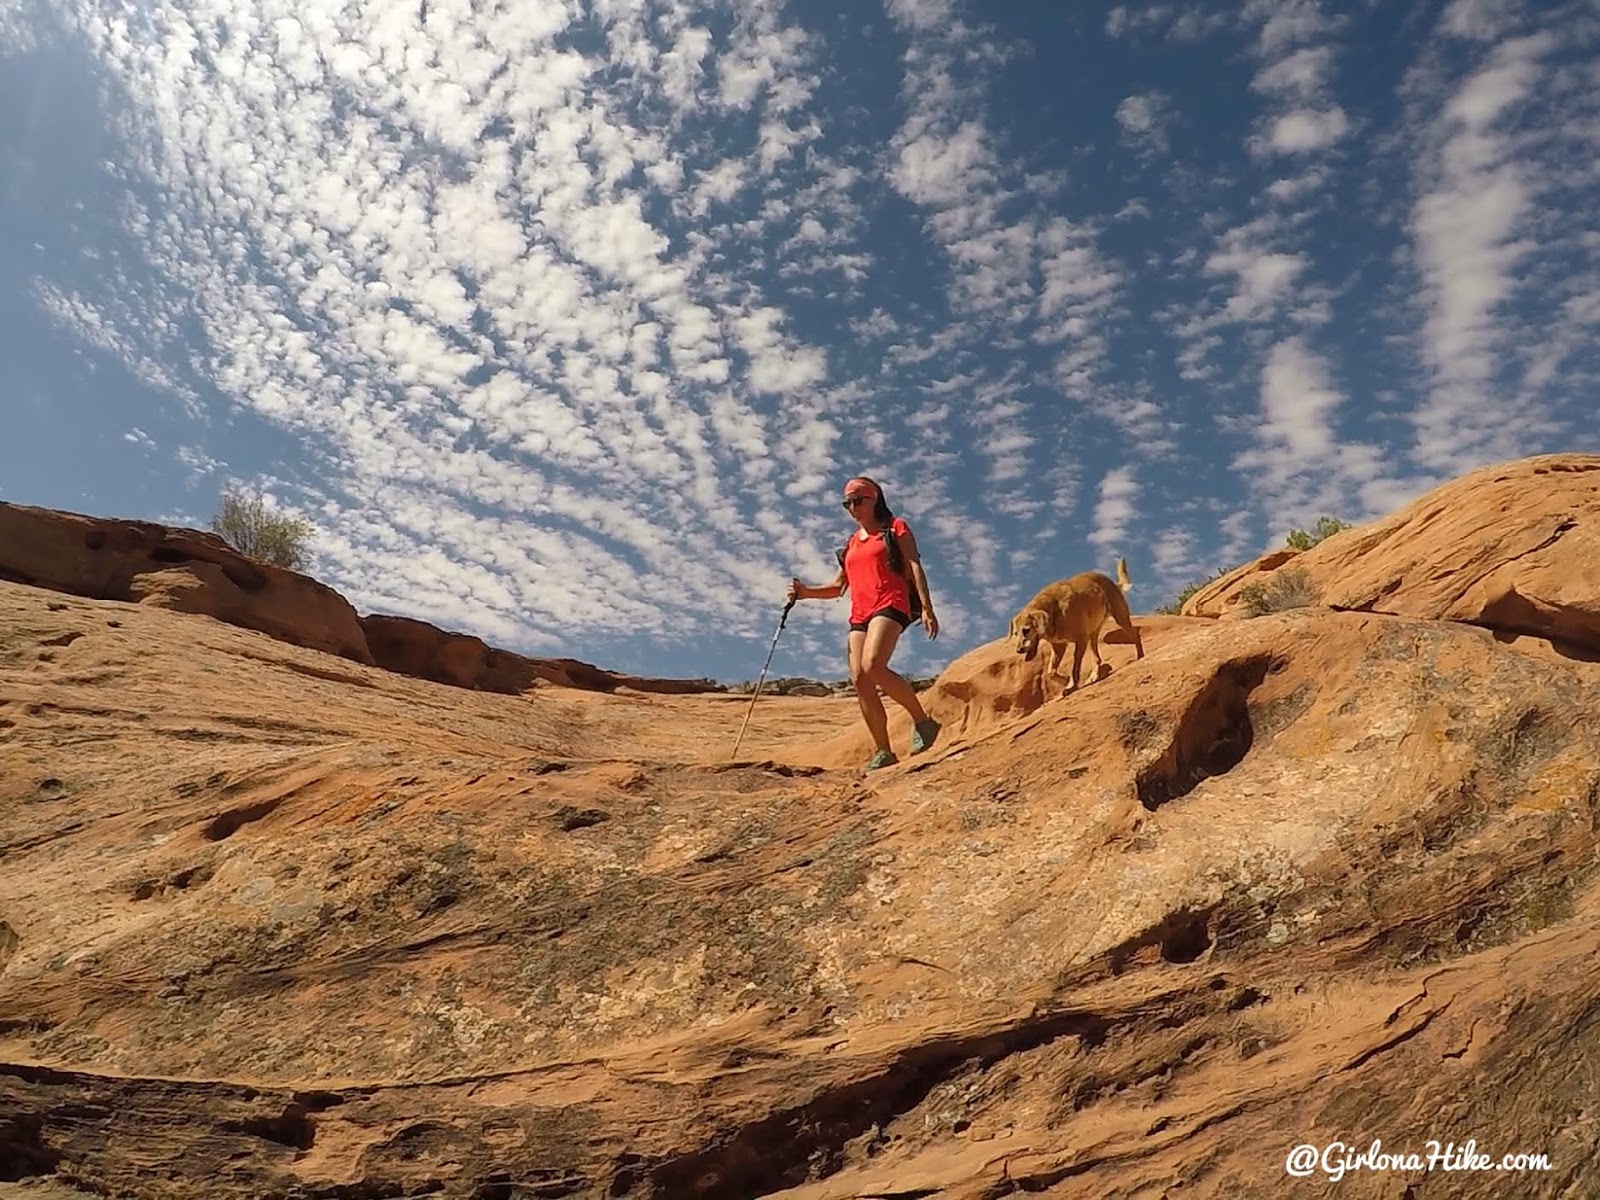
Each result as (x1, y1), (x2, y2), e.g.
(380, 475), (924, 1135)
(1107, 559), (1145, 658)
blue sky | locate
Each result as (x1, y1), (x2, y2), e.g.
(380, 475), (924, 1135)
(2, 0), (1597, 684)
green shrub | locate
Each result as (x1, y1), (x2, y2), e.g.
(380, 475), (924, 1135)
(211, 488), (313, 570)
(1152, 517), (1348, 616)
(1155, 567), (1230, 616)
(1284, 516), (1351, 551)
(1238, 566), (1319, 616)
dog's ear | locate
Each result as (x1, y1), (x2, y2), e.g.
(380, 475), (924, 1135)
(1008, 614), (1019, 639)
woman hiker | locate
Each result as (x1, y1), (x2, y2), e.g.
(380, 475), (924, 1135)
(787, 476), (941, 770)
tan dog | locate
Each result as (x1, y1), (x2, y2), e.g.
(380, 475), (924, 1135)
(1009, 558), (1145, 694)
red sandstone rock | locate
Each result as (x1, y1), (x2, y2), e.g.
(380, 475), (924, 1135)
(0, 502), (720, 696)
(6, 579), (1599, 1198)
(359, 613), (724, 695)
(1181, 454), (1600, 656)
(0, 502), (372, 664)
(1179, 549), (1301, 619)
(6, 455), (1600, 1199)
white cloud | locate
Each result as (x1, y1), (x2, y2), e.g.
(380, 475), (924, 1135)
(1563, 291), (1600, 325)
(879, 0), (1132, 579)
(1414, 173), (1528, 377)
(886, 0), (958, 32)
(1089, 466), (1140, 554)
(32, 282), (204, 416)
(1150, 526), (1197, 588)
(1242, 0), (1348, 181)
(1106, 5), (1233, 42)
(1263, 106), (1349, 153)
(1439, 0), (1521, 41)
(176, 445), (224, 481)
(1207, 245), (1308, 320)
(1252, 46), (1335, 96)
(891, 121), (995, 208)
(1251, 336), (1341, 462)
(1409, 31), (1555, 470)
(1039, 218), (1122, 321)
(1265, 168), (1328, 203)
(1116, 91), (1174, 155)
(16, 0), (876, 661)
(1444, 56), (1540, 127)
(1252, 0), (1338, 56)
(12, 0), (1596, 688)
(1230, 336), (1398, 537)
(1214, 509), (1257, 566)
(1180, 211), (1320, 347)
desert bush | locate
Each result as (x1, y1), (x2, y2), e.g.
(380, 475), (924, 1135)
(1155, 567), (1229, 615)
(731, 676), (822, 696)
(731, 673), (937, 695)
(1152, 517), (1347, 616)
(1238, 566), (1319, 616)
(211, 488), (313, 570)
(1285, 516), (1351, 551)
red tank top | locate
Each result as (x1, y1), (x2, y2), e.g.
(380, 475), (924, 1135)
(843, 517), (913, 625)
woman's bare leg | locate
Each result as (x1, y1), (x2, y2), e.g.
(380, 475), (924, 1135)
(862, 616), (928, 724)
(849, 630), (892, 753)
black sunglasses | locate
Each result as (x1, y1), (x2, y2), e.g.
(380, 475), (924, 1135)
(842, 496), (871, 509)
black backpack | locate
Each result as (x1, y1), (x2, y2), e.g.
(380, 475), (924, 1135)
(836, 524), (923, 621)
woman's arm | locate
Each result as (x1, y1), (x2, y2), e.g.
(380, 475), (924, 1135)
(789, 565), (847, 601)
(895, 527), (935, 615)
(895, 525), (939, 638)
(908, 560), (934, 613)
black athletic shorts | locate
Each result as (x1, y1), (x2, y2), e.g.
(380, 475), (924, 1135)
(849, 605), (912, 634)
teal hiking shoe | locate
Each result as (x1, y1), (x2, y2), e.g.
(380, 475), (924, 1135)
(910, 718), (941, 754)
(866, 748), (899, 770)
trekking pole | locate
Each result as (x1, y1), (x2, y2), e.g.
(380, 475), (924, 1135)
(730, 597), (796, 761)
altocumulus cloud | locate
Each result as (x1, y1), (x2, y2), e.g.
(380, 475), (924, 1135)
(3, 0), (1598, 684)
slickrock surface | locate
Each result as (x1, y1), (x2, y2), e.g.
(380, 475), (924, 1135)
(0, 501), (725, 698)
(5, 580), (1600, 1197)
(357, 613), (723, 696)
(805, 614), (1214, 769)
(1181, 454), (1600, 662)
(4, 454), (1600, 1198)
(0, 502), (372, 665)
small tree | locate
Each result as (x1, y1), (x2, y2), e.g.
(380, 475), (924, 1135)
(1285, 516), (1351, 552)
(211, 488), (313, 570)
